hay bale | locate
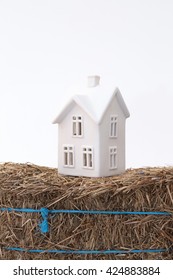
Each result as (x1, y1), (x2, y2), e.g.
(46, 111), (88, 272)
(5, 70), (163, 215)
(0, 162), (172, 260)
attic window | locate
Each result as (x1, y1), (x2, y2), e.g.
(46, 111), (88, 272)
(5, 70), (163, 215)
(110, 115), (117, 138)
(63, 145), (74, 167)
(82, 146), (93, 169)
(72, 116), (83, 137)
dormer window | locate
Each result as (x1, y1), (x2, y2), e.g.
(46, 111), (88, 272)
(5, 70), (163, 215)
(72, 115), (83, 137)
(110, 115), (117, 138)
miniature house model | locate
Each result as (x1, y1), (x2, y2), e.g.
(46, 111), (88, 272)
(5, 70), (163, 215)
(53, 76), (130, 177)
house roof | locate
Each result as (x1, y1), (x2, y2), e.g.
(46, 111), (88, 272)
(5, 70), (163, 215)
(53, 84), (130, 125)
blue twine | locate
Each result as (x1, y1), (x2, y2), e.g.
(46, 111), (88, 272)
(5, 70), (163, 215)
(0, 207), (171, 216)
(1, 207), (172, 255)
(0, 207), (172, 234)
(49, 209), (172, 216)
(0, 207), (40, 213)
(39, 208), (49, 233)
(5, 247), (170, 254)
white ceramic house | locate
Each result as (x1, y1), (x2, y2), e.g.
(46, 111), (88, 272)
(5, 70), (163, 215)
(53, 76), (130, 177)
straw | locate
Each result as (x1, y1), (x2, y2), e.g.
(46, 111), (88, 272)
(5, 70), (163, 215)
(0, 162), (172, 260)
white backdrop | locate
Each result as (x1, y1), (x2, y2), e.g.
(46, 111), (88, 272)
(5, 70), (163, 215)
(0, 0), (173, 168)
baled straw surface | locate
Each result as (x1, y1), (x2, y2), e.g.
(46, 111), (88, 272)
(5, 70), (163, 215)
(0, 162), (172, 260)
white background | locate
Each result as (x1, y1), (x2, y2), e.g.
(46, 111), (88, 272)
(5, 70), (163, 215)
(0, 0), (173, 169)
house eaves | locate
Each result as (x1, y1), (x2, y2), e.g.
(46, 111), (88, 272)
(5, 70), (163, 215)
(52, 96), (98, 124)
(52, 87), (130, 124)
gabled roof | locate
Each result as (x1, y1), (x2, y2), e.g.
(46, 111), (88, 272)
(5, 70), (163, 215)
(53, 85), (130, 125)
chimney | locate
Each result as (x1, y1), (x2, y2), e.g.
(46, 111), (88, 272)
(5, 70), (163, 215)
(87, 75), (100, 87)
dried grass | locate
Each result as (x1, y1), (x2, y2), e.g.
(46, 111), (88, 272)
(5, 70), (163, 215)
(0, 162), (173, 260)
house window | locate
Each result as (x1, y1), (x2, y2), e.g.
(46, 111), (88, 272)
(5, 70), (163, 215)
(63, 145), (74, 167)
(110, 115), (117, 138)
(82, 146), (93, 169)
(109, 146), (117, 169)
(72, 116), (83, 137)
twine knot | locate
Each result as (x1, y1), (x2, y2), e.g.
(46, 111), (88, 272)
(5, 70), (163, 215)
(39, 208), (49, 233)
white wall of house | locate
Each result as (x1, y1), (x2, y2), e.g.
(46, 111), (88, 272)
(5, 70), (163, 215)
(99, 96), (126, 176)
(58, 97), (127, 177)
(58, 103), (100, 177)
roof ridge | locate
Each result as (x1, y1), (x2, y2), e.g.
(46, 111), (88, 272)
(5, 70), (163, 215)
(53, 87), (129, 124)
